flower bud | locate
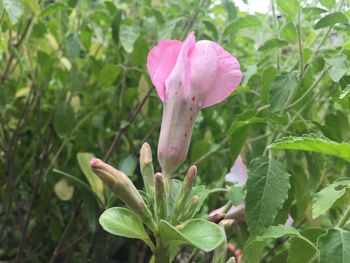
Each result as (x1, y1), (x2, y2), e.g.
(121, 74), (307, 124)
(154, 173), (168, 220)
(90, 158), (153, 224)
(139, 142), (155, 197)
(172, 165), (197, 224)
(182, 195), (200, 221)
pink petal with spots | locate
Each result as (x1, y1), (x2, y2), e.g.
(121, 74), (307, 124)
(146, 40), (182, 102)
(190, 40), (242, 108)
(165, 32), (195, 98)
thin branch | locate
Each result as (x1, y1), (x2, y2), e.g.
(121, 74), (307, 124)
(49, 202), (82, 263)
(104, 87), (153, 161)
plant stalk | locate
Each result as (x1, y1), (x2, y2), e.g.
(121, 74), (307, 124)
(336, 206), (350, 229)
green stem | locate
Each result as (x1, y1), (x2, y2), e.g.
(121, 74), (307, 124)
(297, 7), (304, 79)
(270, 0), (280, 71)
(154, 235), (171, 263)
(336, 206), (350, 229)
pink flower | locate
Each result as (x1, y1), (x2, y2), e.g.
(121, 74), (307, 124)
(147, 32), (242, 177)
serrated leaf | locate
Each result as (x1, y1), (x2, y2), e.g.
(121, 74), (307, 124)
(3, 0), (24, 24)
(77, 153), (105, 206)
(246, 157), (291, 235)
(325, 55), (348, 82)
(223, 15), (261, 36)
(259, 39), (288, 52)
(315, 12), (348, 29)
(119, 25), (140, 53)
(312, 180), (350, 218)
(99, 207), (154, 250)
(269, 134), (350, 162)
(159, 219), (225, 252)
(269, 72), (298, 112)
(318, 229), (350, 263)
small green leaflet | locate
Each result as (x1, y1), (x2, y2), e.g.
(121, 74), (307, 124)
(312, 179), (350, 218)
(99, 207), (155, 251)
(269, 134), (350, 162)
(320, 0), (336, 9)
(276, 0), (299, 18)
(325, 55), (348, 82)
(315, 12), (348, 29)
(159, 219), (225, 252)
(258, 39), (288, 52)
(223, 15), (261, 36)
(119, 25), (140, 53)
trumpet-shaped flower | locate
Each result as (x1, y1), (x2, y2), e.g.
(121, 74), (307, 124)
(147, 32), (242, 176)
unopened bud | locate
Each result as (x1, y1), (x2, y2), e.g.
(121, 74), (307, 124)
(140, 142), (155, 197)
(182, 195), (200, 221)
(172, 165), (197, 224)
(227, 257), (236, 263)
(90, 158), (153, 224)
(154, 173), (168, 220)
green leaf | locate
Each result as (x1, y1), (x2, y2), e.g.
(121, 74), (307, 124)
(98, 64), (121, 87)
(269, 134), (350, 162)
(230, 186), (244, 206)
(77, 153), (105, 206)
(203, 20), (218, 41)
(23, 0), (41, 16)
(320, 0), (336, 10)
(3, 0), (24, 24)
(318, 229), (350, 263)
(53, 102), (75, 138)
(40, 2), (69, 17)
(269, 72), (298, 112)
(159, 219), (225, 252)
(258, 39), (288, 52)
(312, 179), (350, 218)
(315, 12), (348, 29)
(243, 225), (300, 263)
(280, 22), (297, 42)
(302, 7), (327, 17)
(118, 154), (138, 176)
(99, 207), (155, 250)
(276, 0), (299, 18)
(325, 55), (348, 82)
(246, 157), (291, 235)
(119, 25), (140, 53)
(339, 85), (350, 99)
(65, 34), (80, 60)
(53, 169), (101, 203)
(223, 15), (261, 36)
(288, 238), (318, 263)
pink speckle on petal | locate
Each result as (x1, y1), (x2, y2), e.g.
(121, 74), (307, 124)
(192, 96), (195, 101)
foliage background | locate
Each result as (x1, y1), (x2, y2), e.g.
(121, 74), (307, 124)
(0, 0), (349, 262)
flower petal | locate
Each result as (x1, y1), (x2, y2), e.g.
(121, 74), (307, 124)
(190, 40), (242, 108)
(147, 40), (182, 102)
(165, 32), (195, 99)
